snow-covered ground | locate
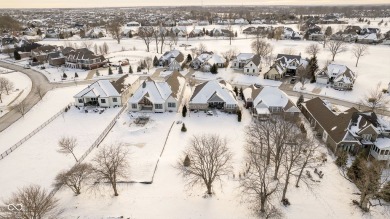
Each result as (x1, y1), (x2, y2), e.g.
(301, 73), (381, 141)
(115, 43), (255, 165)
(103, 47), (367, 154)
(0, 106), (121, 201)
(0, 85), (86, 152)
(54, 108), (388, 219)
(0, 71), (32, 117)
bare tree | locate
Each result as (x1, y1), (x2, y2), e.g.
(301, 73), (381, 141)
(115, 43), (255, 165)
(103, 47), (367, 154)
(12, 101), (27, 117)
(93, 43), (98, 54)
(295, 137), (320, 187)
(57, 136), (78, 162)
(326, 40), (348, 61)
(92, 144), (129, 196)
(152, 26), (161, 53)
(250, 36), (273, 65)
(0, 77), (5, 103)
(139, 27), (153, 52)
(35, 85), (45, 100)
(296, 65), (311, 89)
(227, 24), (234, 45)
(0, 77), (14, 95)
(54, 163), (94, 195)
(176, 134), (233, 195)
(144, 57), (153, 73)
(107, 19), (122, 44)
(360, 82), (390, 112)
(165, 31), (178, 50)
(352, 44), (369, 67)
(190, 48), (198, 59)
(305, 43), (321, 57)
(221, 48), (238, 69)
(240, 130), (281, 217)
(159, 28), (167, 54)
(1, 185), (61, 219)
(197, 43), (207, 54)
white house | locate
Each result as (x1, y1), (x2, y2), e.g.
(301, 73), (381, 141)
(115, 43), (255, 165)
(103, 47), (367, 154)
(74, 75), (140, 108)
(189, 80), (238, 113)
(191, 52), (226, 72)
(231, 53), (261, 75)
(128, 71), (185, 112)
(243, 85), (300, 119)
(316, 63), (356, 90)
(159, 50), (184, 69)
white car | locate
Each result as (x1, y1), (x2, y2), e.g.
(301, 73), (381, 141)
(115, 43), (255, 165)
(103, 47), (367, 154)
(206, 111), (213, 116)
(23, 65), (31, 69)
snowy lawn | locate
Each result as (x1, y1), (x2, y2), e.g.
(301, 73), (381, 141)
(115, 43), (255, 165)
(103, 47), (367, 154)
(0, 71), (32, 117)
(0, 85), (86, 152)
(0, 106), (121, 201)
(55, 108), (389, 219)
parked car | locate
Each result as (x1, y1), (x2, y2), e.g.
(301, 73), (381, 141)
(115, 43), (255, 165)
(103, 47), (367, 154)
(40, 66), (45, 69)
(206, 110), (213, 116)
(23, 64), (31, 69)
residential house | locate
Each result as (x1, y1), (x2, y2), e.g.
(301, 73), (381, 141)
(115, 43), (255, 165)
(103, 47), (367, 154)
(301, 97), (361, 153)
(243, 85), (300, 120)
(191, 52), (226, 72)
(47, 51), (65, 66)
(30, 45), (58, 65)
(159, 50), (184, 71)
(189, 80), (238, 113)
(315, 63), (356, 90)
(264, 54), (308, 80)
(188, 29), (204, 38)
(64, 48), (106, 70)
(231, 53), (261, 75)
(128, 70), (185, 112)
(74, 80), (124, 107)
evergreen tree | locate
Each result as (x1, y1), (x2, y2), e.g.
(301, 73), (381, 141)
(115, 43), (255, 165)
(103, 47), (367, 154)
(153, 56), (159, 67)
(233, 86), (238, 96)
(108, 66), (113, 75)
(128, 31), (133, 38)
(75, 72), (79, 78)
(137, 66), (141, 72)
(129, 65), (133, 74)
(210, 64), (218, 74)
(118, 65), (123, 74)
(237, 109), (242, 122)
(239, 87), (244, 100)
(182, 105), (187, 117)
(325, 26), (332, 36)
(187, 54), (192, 63)
(347, 156), (365, 182)
(335, 150), (348, 168)
(234, 31), (237, 37)
(13, 50), (21, 60)
(63, 73), (67, 79)
(181, 123), (187, 132)
(183, 154), (190, 167)
(96, 69), (100, 76)
(308, 55), (318, 83)
(296, 94), (304, 107)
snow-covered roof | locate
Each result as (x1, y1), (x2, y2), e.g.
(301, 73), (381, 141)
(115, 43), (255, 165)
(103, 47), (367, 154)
(74, 80), (120, 98)
(128, 79), (172, 104)
(190, 80), (237, 105)
(235, 53), (255, 62)
(374, 138), (390, 150)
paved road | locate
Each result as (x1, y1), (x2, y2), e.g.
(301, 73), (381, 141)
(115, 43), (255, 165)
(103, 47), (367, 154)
(0, 61), (92, 132)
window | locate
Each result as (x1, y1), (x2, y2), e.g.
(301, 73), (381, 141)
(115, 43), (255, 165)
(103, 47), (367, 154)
(247, 69), (249, 72)
(113, 97), (117, 102)
(155, 104), (163, 109)
(385, 150), (389, 155)
(132, 104), (137, 109)
(380, 150), (384, 155)
(168, 102), (176, 108)
(250, 64), (252, 66)
(78, 99), (83, 103)
(100, 99), (106, 103)
(253, 69), (255, 73)
(362, 134), (371, 141)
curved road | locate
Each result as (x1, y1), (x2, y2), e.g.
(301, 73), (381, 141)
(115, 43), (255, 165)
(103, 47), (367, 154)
(0, 61), (85, 132)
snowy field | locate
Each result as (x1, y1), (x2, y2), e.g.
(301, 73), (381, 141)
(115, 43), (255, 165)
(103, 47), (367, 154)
(54, 109), (388, 219)
(0, 106), (121, 201)
(0, 85), (86, 152)
(0, 71), (32, 117)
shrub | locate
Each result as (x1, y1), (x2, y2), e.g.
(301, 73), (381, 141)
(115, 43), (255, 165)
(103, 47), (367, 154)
(335, 150), (348, 168)
(14, 50), (21, 60)
(75, 72), (79, 78)
(183, 155), (190, 167)
(108, 67), (113, 75)
(181, 123), (187, 132)
(62, 73), (67, 78)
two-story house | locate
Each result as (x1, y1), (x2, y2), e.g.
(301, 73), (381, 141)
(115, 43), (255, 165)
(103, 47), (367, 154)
(64, 48), (106, 70)
(231, 53), (261, 75)
(315, 63), (356, 90)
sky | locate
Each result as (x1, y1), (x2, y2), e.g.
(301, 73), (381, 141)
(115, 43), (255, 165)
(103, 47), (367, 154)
(1, 0), (389, 8)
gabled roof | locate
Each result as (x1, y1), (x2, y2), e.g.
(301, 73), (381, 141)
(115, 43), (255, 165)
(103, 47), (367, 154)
(190, 80), (237, 105)
(303, 97), (359, 143)
(74, 80), (120, 98)
(165, 70), (185, 99)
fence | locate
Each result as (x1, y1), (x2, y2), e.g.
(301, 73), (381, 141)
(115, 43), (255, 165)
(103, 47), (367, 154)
(0, 104), (73, 160)
(48, 105), (127, 199)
